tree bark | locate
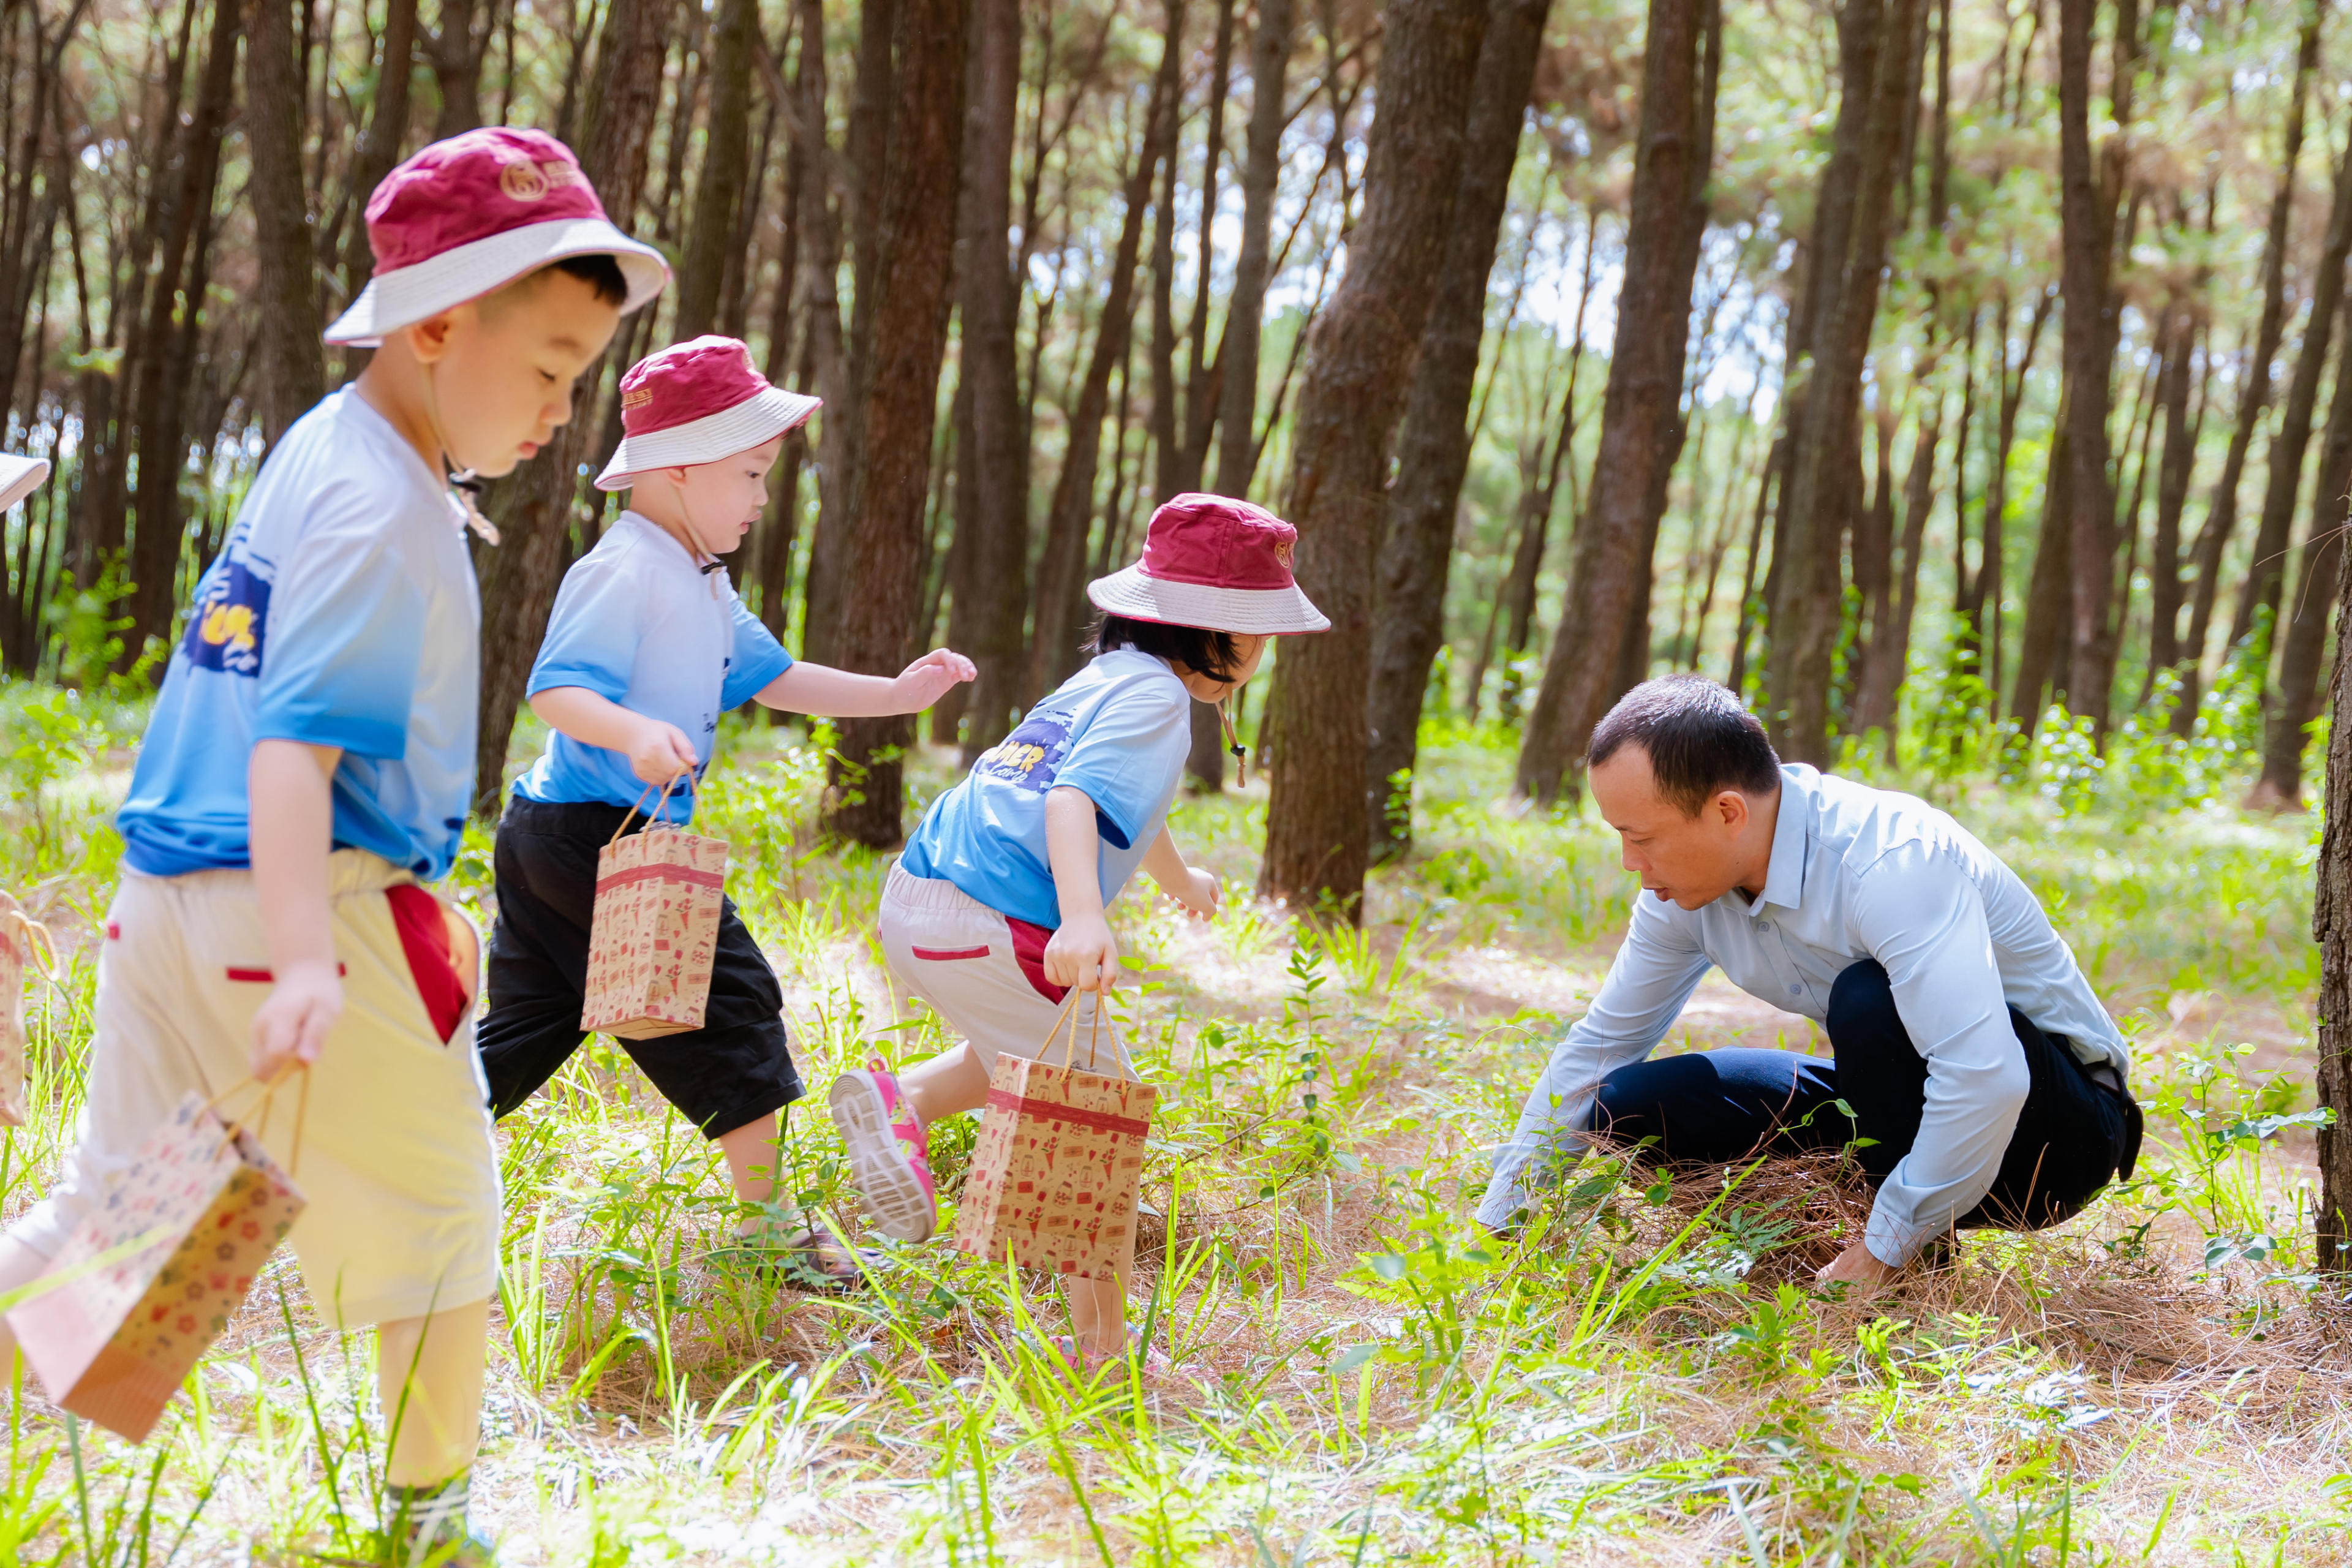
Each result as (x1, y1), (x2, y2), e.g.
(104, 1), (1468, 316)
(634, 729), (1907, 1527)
(2056, 0), (2126, 733)
(1212, 0), (1295, 496)
(2251, 290), (2352, 810)
(2145, 281), (2199, 689)
(2233, 123), (2352, 669)
(2010, 413), (2071, 733)
(2177, 5), (2320, 733)
(1257, 0), (1490, 917)
(1511, 0), (1719, 804)
(471, 0), (671, 810)
(935, 0), (1025, 758)
(1363, 0), (1550, 854)
(823, 0), (971, 846)
(2310, 466), (2352, 1269)
(674, 0), (758, 341)
(1027, 29), (1177, 705)
(246, 0), (327, 447)
(1759, 0), (1917, 764)
(424, 0), (495, 139)
(123, 0), (241, 666)
(341, 0), (420, 311)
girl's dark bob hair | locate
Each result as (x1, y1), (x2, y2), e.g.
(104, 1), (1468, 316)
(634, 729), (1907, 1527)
(1091, 612), (1243, 682)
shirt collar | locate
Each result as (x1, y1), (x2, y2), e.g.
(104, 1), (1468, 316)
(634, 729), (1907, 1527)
(1749, 764), (1815, 914)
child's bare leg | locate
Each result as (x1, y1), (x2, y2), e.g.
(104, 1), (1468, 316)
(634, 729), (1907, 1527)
(377, 1299), (487, 1488)
(1069, 1272), (1128, 1360)
(900, 1042), (993, 1124)
(715, 1113), (782, 1216)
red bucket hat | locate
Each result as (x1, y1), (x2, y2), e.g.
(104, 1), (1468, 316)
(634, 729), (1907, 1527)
(0, 453), (46, 513)
(1088, 493), (1328, 636)
(325, 127), (669, 346)
(595, 336), (822, 491)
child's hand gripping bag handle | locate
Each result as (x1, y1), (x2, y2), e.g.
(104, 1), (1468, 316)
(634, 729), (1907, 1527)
(609, 772), (687, 846)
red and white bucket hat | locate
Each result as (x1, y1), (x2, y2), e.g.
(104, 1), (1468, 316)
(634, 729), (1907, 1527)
(595, 336), (821, 491)
(0, 453), (46, 513)
(325, 127), (669, 346)
(1088, 492), (1329, 636)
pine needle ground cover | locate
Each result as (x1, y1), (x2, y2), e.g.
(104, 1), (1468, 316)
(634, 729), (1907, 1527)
(0, 692), (2339, 1566)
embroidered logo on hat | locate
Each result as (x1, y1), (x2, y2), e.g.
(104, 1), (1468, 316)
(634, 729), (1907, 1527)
(497, 157), (581, 203)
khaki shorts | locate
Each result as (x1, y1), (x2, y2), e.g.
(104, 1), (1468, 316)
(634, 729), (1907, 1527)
(10, 851), (501, 1326)
(878, 864), (1135, 1081)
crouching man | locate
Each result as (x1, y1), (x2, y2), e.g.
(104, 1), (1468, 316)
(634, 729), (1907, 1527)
(1480, 675), (2142, 1288)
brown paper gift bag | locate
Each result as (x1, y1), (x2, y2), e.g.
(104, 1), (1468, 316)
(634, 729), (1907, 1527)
(6, 1072), (307, 1442)
(0, 894), (55, 1128)
(953, 997), (1158, 1280)
(581, 778), (727, 1040)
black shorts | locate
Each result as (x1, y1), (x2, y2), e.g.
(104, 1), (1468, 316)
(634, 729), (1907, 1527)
(478, 795), (802, 1137)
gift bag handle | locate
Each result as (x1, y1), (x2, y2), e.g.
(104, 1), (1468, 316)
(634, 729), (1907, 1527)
(5, 908), (56, 984)
(204, 1064), (311, 1178)
(1039, 986), (1107, 1074)
(609, 772), (687, 846)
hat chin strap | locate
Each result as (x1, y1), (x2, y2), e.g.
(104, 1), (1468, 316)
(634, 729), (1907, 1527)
(1219, 696), (1247, 788)
(669, 489), (727, 584)
(418, 359), (502, 546)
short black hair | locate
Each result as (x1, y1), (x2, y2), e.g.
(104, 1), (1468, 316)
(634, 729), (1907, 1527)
(529, 252), (631, 306)
(1586, 674), (1782, 816)
(1092, 612), (1242, 682)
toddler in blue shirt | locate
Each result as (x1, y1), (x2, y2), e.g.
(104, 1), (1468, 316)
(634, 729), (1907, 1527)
(480, 336), (971, 1287)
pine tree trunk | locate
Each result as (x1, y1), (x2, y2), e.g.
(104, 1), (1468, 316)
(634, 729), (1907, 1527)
(1026, 32), (1175, 706)
(245, 0), (326, 448)
(1363, 0), (1550, 856)
(123, 0), (240, 667)
(1760, 0), (1917, 764)
(1211, 0), (1294, 496)
(822, 0), (971, 847)
(2056, 0), (2124, 733)
(1512, 0), (1719, 804)
(674, 0), (758, 341)
(2145, 284), (2199, 687)
(2311, 507), (2352, 1268)
(470, 0), (671, 811)
(341, 0), (420, 310)
(2177, 7), (2320, 733)
(2252, 290), (2352, 810)
(1257, 0), (1490, 919)
(2010, 413), (2071, 733)
(938, 0), (1024, 758)
(2233, 124), (2352, 666)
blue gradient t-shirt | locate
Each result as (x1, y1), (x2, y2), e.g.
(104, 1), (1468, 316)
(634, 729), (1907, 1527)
(511, 510), (793, 823)
(900, 650), (1192, 929)
(116, 387), (481, 880)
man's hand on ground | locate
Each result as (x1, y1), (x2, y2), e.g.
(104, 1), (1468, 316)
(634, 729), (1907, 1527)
(1816, 1238), (1900, 1294)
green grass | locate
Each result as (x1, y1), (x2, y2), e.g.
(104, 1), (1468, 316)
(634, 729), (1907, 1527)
(0, 686), (2339, 1564)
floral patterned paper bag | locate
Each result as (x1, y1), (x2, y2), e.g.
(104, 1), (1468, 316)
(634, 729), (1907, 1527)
(581, 782), (726, 1040)
(953, 1001), (1157, 1281)
(6, 1084), (305, 1442)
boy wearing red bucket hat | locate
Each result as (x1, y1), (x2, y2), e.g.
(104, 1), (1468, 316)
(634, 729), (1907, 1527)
(478, 335), (974, 1288)
(0, 127), (666, 1564)
(829, 492), (1327, 1371)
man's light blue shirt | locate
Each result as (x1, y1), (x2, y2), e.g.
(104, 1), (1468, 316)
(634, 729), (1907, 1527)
(1479, 764), (2128, 1264)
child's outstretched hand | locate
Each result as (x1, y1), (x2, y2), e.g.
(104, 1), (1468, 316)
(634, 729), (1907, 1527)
(1044, 912), (1121, 993)
(627, 715), (699, 785)
(890, 648), (978, 713)
(1166, 866), (1219, 921)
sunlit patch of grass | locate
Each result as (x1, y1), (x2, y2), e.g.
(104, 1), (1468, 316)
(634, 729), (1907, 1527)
(0, 692), (2334, 1560)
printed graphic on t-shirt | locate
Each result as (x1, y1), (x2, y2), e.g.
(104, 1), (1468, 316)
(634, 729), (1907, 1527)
(181, 552), (273, 677)
(976, 711), (1072, 793)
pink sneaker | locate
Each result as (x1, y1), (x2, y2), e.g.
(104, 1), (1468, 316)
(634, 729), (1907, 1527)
(827, 1059), (938, 1242)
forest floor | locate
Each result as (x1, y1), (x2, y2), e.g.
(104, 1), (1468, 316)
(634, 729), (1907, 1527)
(0, 691), (2341, 1566)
